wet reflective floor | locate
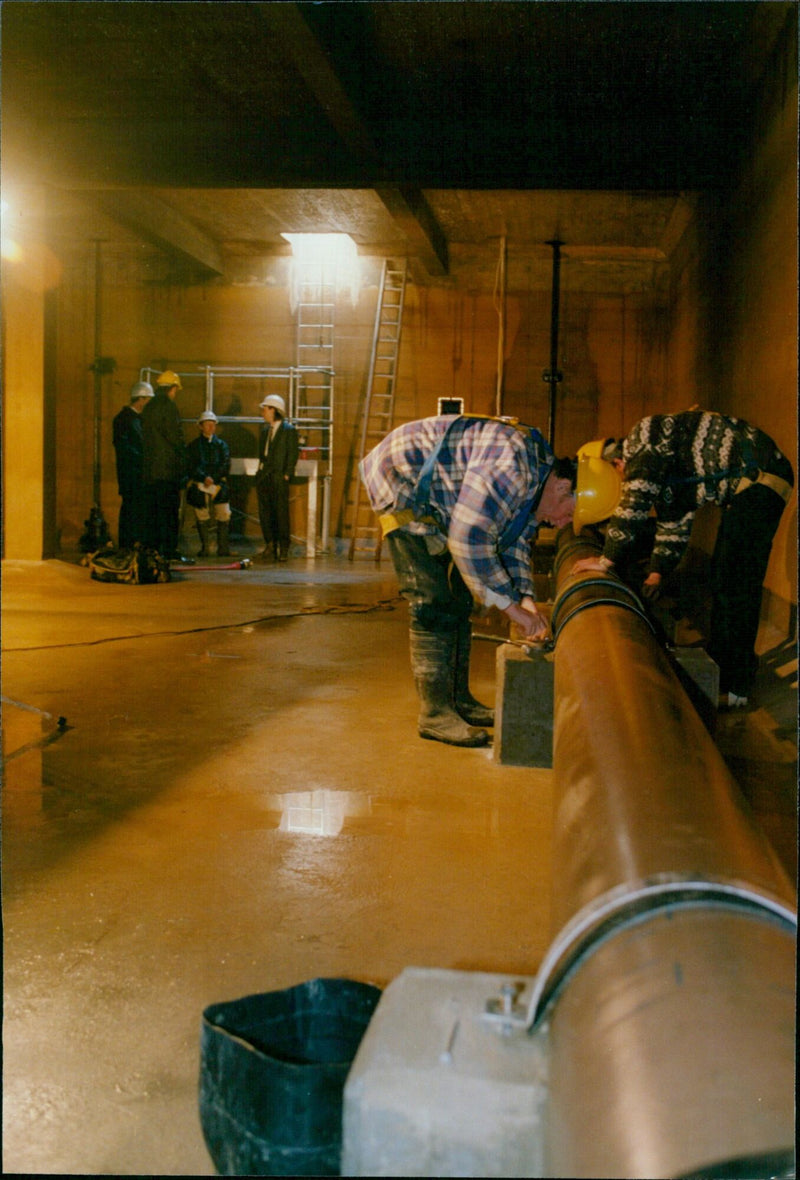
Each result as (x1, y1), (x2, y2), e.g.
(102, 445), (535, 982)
(2, 554), (796, 1175)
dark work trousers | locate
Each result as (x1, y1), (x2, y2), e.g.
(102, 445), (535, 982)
(386, 531), (474, 633)
(144, 480), (181, 558)
(707, 477), (791, 697)
(256, 473), (291, 553)
(118, 485), (147, 549)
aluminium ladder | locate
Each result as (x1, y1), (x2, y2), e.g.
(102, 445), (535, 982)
(293, 257), (334, 470)
(348, 257), (408, 560)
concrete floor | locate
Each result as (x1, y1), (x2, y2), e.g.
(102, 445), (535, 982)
(2, 548), (797, 1176)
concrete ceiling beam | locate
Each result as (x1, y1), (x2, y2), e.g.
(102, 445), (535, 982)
(373, 188), (449, 277)
(256, 3), (449, 277)
(256, 2), (379, 166)
(94, 192), (224, 277)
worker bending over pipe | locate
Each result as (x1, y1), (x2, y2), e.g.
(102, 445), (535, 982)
(572, 409), (793, 709)
(360, 414), (612, 747)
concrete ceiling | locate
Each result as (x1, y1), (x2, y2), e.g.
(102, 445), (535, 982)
(1, 1), (793, 289)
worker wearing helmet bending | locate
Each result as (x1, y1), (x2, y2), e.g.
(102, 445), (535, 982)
(142, 370), (192, 564)
(360, 415), (577, 747)
(572, 410), (794, 709)
(256, 394), (299, 561)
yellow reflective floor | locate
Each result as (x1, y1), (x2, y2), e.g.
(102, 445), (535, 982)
(2, 553), (797, 1176)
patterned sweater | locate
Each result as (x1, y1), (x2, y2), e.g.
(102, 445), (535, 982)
(604, 410), (791, 574)
(360, 416), (554, 607)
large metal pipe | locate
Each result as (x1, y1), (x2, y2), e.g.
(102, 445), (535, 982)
(539, 528), (796, 1179)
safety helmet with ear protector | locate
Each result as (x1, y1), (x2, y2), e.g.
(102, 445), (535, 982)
(577, 437), (619, 462)
(574, 455), (623, 531)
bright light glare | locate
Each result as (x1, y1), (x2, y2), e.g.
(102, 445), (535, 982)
(282, 232), (357, 266)
(282, 233), (360, 309)
(1, 197), (23, 261)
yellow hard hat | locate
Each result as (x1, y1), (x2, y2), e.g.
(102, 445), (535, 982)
(574, 455), (622, 531)
(156, 369), (182, 390)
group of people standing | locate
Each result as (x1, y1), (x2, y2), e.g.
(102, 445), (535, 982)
(112, 376), (300, 562)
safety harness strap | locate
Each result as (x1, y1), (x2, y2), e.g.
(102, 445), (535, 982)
(663, 438), (791, 504)
(733, 470), (793, 503)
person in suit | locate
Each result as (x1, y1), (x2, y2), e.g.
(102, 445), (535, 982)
(112, 379), (153, 547)
(255, 394), (299, 561)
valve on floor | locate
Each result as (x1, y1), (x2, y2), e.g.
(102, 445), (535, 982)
(79, 504), (112, 552)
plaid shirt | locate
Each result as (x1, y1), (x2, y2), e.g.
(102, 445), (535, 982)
(360, 416), (554, 606)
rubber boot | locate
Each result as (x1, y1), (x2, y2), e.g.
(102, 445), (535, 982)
(196, 520), (211, 557)
(454, 621), (494, 727)
(409, 629), (489, 747)
(216, 520), (231, 557)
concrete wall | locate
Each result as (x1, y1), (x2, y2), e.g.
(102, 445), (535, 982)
(666, 34), (798, 623)
(708, 63), (798, 620)
(1, 187), (49, 560)
(388, 281), (674, 460)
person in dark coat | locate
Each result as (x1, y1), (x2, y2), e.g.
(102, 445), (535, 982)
(572, 409), (794, 708)
(141, 369), (191, 563)
(186, 411), (233, 557)
(112, 379), (153, 547)
(255, 394), (299, 561)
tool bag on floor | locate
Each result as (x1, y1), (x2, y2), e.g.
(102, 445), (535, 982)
(85, 543), (171, 584)
(199, 978), (381, 1176)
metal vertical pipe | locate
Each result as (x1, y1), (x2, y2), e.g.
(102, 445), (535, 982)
(544, 239), (562, 447)
(92, 239), (103, 506)
(494, 235), (506, 418)
(534, 529), (797, 1178)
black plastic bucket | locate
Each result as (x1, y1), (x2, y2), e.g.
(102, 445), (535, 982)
(199, 977), (382, 1176)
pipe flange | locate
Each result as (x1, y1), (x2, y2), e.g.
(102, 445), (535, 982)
(506, 877), (798, 1034)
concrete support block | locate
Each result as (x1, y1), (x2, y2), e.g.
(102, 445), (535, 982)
(342, 967), (546, 1178)
(494, 644), (554, 767)
(668, 646), (720, 733)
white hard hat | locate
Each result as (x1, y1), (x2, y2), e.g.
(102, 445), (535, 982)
(260, 394), (286, 414)
(130, 381), (154, 401)
(199, 410), (218, 423)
